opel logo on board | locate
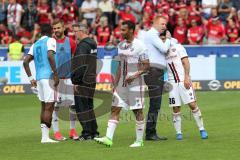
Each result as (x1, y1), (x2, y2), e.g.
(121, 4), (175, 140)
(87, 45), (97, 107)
(208, 80), (221, 91)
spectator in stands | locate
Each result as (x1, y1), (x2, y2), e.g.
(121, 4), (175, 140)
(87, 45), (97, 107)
(7, 35), (24, 61)
(62, 0), (79, 24)
(232, 0), (240, 12)
(155, 4), (169, 21)
(201, 0), (218, 19)
(206, 16), (226, 44)
(173, 17), (187, 44)
(226, 19), (239, 43)
(91, 8), (103, 32)
(142, 5), (153, 30)
(227, 7), (238, 26)
(202, 7), (218, 24)
(16, 26), (32, 44)
(127, 0), (142, 23)
(114, 4), (136, 23)
(52, 0), (64, 20)
(37, 0), (52, 25)
(167, 8), (177, 34)
(7, 0), (23, 35)
(187, 0), (202, 24)
(0, 23), (13, 45)
(80, 0), (97, 27)
(98, 0), (114, 25)
(187, 19), (204, 44)
(110, 19), (123, 45)
(0, 0), (8, 24)
(94, 16), (111, 46)
(21, 0), (37, 32)
(174, 3), (188, 26)
(218, 0), (233, 25)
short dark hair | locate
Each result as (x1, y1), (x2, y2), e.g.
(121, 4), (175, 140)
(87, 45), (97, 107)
(40, 24), (52, 36)
(160, 30), (167, 36)
(122, 20), (135, 32)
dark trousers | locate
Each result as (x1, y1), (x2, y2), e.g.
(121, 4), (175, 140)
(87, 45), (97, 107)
(144, 67), (164, 136)
(74, 84), (99, 137)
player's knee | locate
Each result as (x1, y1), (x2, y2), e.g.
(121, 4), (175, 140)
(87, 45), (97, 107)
(173, 106), (181, 113)
(110, 107), (121, 120)
(188, 101), (197, 110)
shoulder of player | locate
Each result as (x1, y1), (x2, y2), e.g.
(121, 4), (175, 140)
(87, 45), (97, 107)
(175, 43), (186, 51)
(47, 37), (56, 43)
(133, 38), (147, 49)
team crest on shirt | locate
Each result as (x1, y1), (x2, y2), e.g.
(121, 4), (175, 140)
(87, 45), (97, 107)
(60, 47), (65, 51)
(171, 48), (176, 52)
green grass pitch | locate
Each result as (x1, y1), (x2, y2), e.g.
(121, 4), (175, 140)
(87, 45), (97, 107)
(0, 91), (239, 160)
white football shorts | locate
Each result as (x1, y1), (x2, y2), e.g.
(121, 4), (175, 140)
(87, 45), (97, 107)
(37, 79), (56, 103)
(55, 78), (75, 106)
(112, 78), (145, 110)
(168, 82), (196, 107)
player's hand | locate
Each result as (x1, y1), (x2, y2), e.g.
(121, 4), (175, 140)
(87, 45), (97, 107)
(53, 74), (59, 88)
(125, 75), (134, 84)
(125, 74), (138, 84)
(74, 85), (79, 93)
(30, 79), (37, 88)
(184, 75), (191, 89)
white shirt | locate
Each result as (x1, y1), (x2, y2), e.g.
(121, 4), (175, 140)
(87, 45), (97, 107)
(143, 27), (171, 69)
(115, 38), (148, 85)
(81, 0), (98, 19)
(28, 36), (56, 56)
(202, 0), (218, 15)
(165, 43), (188, 83)
(98, 0), (113, 12)
(7, 3), (22, 25)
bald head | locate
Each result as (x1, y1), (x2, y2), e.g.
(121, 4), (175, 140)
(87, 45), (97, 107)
(153, 16), (168, 33)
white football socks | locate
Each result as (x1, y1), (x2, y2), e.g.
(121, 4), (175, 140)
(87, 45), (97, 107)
(41, 123), (50, 140)
(173, 112), (182, 134)
(106, 119), (119, 140)
(52, 110), (59, 133)
(136, 120), (144, 141)
(192, 107), (205, 131)
(69, 108), (76, 130)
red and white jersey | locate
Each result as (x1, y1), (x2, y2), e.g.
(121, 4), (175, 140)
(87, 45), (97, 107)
(7, 3), (22, 25)
(115, 38), (148, 86)
(166, 43), (188, 83)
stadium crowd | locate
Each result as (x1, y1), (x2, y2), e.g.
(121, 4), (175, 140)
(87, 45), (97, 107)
(1, 0), (240, 46)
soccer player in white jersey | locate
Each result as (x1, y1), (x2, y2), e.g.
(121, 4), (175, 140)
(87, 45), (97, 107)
(94, 20), (150, 147)
(23, 24), (59, 143)
(160, 31), (208, 140)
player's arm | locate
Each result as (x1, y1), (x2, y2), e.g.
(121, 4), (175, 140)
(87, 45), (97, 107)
(47, 38), (59, 87)
(113, 60), (121, 89)
(125, 52), (150, 84)
(23, 45), (37, 87)
(152, 33), (171, 54)
(180, 47), (191, 89)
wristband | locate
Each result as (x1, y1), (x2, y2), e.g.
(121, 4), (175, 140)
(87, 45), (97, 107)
(28, 76), (34, 81)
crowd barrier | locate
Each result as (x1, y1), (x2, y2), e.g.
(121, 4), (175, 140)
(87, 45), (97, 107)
(0, 45), (240, 94)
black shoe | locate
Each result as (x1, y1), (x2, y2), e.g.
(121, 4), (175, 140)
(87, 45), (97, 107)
(145, 134), (168, 141)
(76, 135), (92, 141)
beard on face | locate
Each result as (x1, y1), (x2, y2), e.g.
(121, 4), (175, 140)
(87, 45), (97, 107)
(55, 31), (63, 38)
